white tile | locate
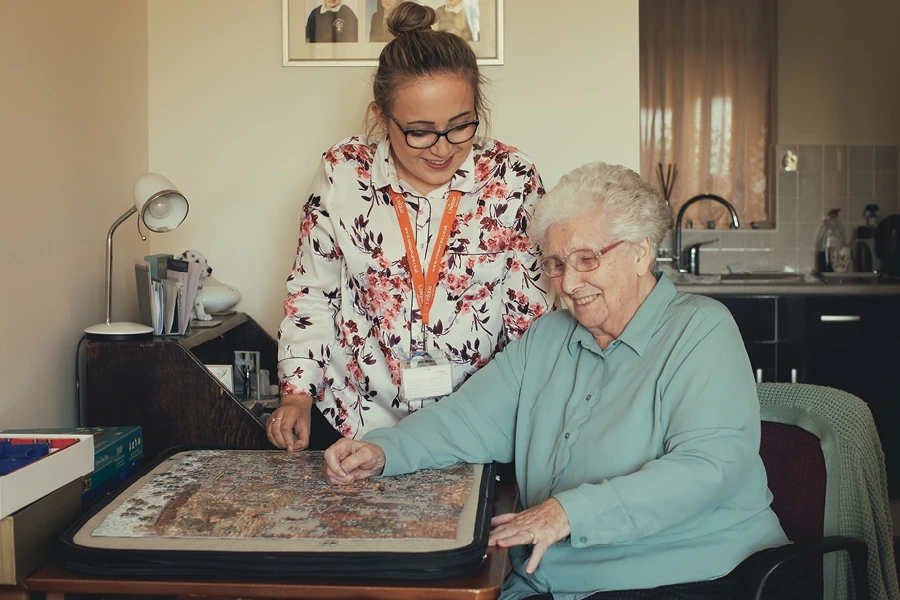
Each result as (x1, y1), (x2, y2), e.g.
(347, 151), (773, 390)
(773, 222), (798, 249)
(745, 250), (774, 271)
(746, 231), (775, 249)
(849, 145), (874, 171)
(798, 196), (823, 222)
(849, 172), (874, 196)
(874, 146), (899, 171)
(697, 249), (722, 275)
(823, 170), (848, 197)
(777, 195), (798, 224)
(799, 145), (823, 171)
(719, 230), (747, 250)
(823, 145), (847, 170)
(777, 171), (798, 197)
(797, 250), (816, 273)
(874, 171), (898, 199)
(875, 195), (900, 214)
(797, 222), (821, 253)
(719, 250), (748, 272)
(799, 170), (822, 200)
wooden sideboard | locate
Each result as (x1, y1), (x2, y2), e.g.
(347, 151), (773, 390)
(80, 313), (273, 461)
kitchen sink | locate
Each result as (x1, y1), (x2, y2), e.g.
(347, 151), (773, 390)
(717, 272), (806, 284)
(670, 271), (811, 285)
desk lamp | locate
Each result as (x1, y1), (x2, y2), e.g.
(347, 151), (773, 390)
(84, 174), (189, 340)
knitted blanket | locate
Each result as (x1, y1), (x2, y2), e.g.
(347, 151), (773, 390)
(758, 383), (899, 600)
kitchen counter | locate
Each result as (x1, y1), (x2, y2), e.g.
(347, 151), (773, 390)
(667, 271), (900, 295)
(675, 281), (900, 295)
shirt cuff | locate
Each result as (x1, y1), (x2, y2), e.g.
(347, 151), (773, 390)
(553, 482), (630, 548)
(361, 430), (404, 477)
(277, 357), (324, 398)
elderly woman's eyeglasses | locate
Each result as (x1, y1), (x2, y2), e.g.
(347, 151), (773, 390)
(540, 241), (625, 278)
(384, 110), (479, 150)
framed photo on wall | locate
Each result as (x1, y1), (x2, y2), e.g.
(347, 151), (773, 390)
(282, 0), (503, 66)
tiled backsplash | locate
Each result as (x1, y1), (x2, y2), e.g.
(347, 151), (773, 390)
(670, 144), (900, 274)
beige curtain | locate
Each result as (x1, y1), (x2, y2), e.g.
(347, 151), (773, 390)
(640, 0), (776, 229)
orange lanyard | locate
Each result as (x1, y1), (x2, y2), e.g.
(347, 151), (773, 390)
(389, 189), (462, 326)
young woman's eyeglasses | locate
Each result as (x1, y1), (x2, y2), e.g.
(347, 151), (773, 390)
(384, 110), (479, 150)
(539, 241), (625, 278)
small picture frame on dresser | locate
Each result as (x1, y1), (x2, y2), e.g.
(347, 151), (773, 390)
(233, 351), (262, 401)
(205, 365), (234, 393)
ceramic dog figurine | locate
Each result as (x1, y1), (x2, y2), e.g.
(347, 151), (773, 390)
(177, 249), (213, 321)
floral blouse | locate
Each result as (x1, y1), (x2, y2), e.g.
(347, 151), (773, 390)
(277, 135), (552, 439)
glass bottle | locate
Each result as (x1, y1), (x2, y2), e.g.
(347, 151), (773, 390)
(815, 208), (847, 273)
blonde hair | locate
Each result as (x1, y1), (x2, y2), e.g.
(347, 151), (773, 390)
(364, 2), (491, 139)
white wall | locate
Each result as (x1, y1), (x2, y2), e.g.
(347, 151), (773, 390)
(778, 0), (900, 145)
(0, 0), (149, 428)
(147, 0), (640, 336)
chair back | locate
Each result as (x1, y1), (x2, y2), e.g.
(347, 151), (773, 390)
(759, 421), (827, 543)
(757, 383), (899, 600)
(759, 420), (828, 596)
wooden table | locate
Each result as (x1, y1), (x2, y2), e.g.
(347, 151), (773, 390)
(2, 483), (517, 600)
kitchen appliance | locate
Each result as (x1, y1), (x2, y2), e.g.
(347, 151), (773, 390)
(875, 214), (900, 276)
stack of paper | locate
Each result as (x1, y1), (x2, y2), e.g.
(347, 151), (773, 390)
(135, 258), (203, 335)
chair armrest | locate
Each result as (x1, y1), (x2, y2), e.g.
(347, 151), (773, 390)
(749, 536), (869, 600)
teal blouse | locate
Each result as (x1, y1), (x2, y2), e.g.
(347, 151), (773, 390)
(364, 274), (788, 600)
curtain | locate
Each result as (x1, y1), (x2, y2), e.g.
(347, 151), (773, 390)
(640, 0), (777, 229)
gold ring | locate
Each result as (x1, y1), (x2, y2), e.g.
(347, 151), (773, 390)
(526, 531), (535, 544)
(270, 416), (283, 422)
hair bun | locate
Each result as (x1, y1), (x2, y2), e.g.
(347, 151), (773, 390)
(387, 2), (436, 36)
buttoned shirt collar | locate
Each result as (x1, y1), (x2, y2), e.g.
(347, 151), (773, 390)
(319, 2), (344, 13)
(371, 136), (477, 197)
(568, 272), (676, 358)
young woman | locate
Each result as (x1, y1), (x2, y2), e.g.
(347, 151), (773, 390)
(269, 2), (551, 452)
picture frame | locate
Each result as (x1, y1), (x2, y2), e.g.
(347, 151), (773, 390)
(204, 364), (234, 393)
(283, 0), (503, 67)
(233, 351), (261, 401)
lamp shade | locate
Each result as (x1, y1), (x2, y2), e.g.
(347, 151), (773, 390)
(134, 173), (189, 233)
(85, 173), (189, 340)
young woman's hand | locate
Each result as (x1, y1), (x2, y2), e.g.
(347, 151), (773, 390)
(323, 439), (386, 485)
(266, 393), (313, 451)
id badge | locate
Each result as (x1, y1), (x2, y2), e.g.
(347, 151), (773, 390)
(399, 353), (453, 402)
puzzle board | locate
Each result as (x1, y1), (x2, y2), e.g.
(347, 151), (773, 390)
(72, 450), (482, 553)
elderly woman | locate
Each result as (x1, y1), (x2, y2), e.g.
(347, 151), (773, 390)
(323, 162), (788, 599)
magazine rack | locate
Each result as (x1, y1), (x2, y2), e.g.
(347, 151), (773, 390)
(80, 313), (272, 461)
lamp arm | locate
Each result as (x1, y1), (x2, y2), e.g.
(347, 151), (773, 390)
(104, 207), (137, 324)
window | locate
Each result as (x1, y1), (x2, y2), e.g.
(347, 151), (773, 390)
(640, 0), (777, 228)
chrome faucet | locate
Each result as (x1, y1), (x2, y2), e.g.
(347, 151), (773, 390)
(674, 194), (740, 272)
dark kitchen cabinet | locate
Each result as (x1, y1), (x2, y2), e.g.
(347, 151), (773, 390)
(712, 293), (900, 497)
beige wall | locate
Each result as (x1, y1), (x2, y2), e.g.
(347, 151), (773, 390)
(778, 0), (900, 145)
(0, 1), (149, 427)
(147, 0), (641, 336)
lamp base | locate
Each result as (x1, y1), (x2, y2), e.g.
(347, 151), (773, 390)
(85, 322), (154, 341)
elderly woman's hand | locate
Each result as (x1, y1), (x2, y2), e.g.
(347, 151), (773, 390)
(323, 439), (386, 485)
(489, 497), (571, 574)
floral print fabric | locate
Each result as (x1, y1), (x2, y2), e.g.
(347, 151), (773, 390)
(278, 136), (552, 439)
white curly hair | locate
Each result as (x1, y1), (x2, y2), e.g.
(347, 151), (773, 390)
(531, 162), (672, 261)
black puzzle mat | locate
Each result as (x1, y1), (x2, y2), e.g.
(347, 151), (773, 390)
(61, 446), (495, 580)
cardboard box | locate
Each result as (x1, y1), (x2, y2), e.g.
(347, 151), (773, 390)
(3, 427), (143, 492)
(0, 433), (93, 519)
(0, 479), (81, 584)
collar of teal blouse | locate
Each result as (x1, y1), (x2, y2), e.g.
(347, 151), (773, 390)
(568, 272), (677, 358)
